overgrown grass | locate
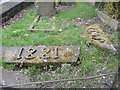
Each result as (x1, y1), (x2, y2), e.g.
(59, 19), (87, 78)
(57, 2), (96, 20)
(0, 59), (15, 70)
(1, 2), (96, 46)
(1, 2), (118, 88)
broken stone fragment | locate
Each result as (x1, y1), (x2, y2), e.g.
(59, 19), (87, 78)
(101, 44), (117, 53)
(91, 32), (98, 36)
(99, 39), (105, 43)
(83, 24), (116, 53)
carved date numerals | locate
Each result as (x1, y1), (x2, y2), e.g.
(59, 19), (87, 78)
(25, 49), (37, 59)
(17, 47), (59, 60)
(17, 48), (24, 59)
(40, 48), (50, 59)
(52, 48), (59, 59)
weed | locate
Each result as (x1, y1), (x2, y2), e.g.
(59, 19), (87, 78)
(1, 60), (15, 70)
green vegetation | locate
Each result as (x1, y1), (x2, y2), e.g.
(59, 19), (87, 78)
(0, 59), (15, 70)
(1, 3), (96, 46)
(1, 2), (118, 88)
(58, 3), (96, 20)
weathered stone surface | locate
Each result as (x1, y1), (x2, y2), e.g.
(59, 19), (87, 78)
(36, 2), (56, 16)
(84, 24), (116, 52)
(97, 10), (119, 30)
(1, 46), (80, 64)
(0, 66), (34, 88)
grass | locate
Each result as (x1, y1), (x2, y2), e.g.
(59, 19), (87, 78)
(0, 59), (15, 70)
(1, 2), (118, 88)
(1, 2), (96, 46)
(57, 2), (96, 20)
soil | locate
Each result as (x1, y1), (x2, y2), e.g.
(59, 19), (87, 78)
(72, 17), (102, 28)
(0, 5), (34, 29)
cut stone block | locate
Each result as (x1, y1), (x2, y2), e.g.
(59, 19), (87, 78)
(1, 46), (80, 65)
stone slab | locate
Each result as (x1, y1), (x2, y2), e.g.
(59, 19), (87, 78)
(96, 10), (119, 30)
(0, 0), (25, 15)
(1, 46), (80, 64)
